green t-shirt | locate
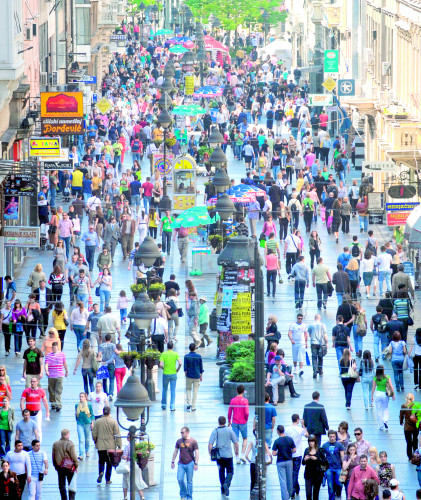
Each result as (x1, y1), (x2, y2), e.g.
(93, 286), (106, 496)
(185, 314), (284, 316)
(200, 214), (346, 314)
(321, 172), (329, 180)
(160, 350), (180, 375)
(162, 216), (174, 232)
(0, 409), (9, 430)
(312, 264), (329, 284)
(373, 374), (390, 392)
(266, 239), (279, 253)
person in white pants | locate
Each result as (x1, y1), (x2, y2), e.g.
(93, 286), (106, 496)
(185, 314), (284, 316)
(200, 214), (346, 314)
(371, 365), (395, 431)
(28, 440), (48, 500)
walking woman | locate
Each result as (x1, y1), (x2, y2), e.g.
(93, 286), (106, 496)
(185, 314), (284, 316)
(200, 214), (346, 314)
(245, 431), (272, 492)
(361, 250), (376, 298)
(114, 344), (127, 394)
(409, 328), (421, 390)
(388, 331), (407, 392)
(41, 328), (61, 356)
(353, 302), (367, 358)
(53, 240), (67, 273)
(376, 451), (395, 498)
(75, 392), (94, 461)
(25, 294), (41, 340)
(12, 300), (27, 356)
(148, 207), (159, 239)
(48, 265), (66, 304)
(48, 208), (59, 250)
(371, 365), (395, 431)
(137, 209), (148, 244)
(74, 339), (98, 394)
(302, 434), (327, 500)
(70, 301), (89, 351)
(121, 436), (147, 500)
(278, 201), (290, 242)
(399, 393), (419, 460)
(0, 396), (14, 458)
(26, 264), (47, 293)
(0, 301), (13, 356)
(52, 301), (68, 348)
(94, 267), (113, 312)
(359, 350), (375, 410)
(339, 348), (358, 409)
(309, 230), (322, 270)
(345, 258), (360, 301)
(342, 442), (359, 493)
(0, 460), (21, 499)
(331, 198), (341, 243)
(265, 249), (280, 298)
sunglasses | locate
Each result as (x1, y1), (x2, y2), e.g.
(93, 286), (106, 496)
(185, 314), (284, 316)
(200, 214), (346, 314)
(354, 432), (361, 436)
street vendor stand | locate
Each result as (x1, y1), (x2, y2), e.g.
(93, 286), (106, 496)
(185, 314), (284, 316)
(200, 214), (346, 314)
(172, 155), (197, 210)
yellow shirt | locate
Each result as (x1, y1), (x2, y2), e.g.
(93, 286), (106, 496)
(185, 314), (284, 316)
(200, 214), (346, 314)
(52, 309), (68, 330)
(285, 108), (294, 118)
(71, 170), (83, 187)
(149, 212), (158, 228)
(296, 178), (304, 192)
(92, 176), (102, 190)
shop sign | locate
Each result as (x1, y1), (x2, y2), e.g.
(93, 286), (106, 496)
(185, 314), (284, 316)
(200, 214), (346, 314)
(385, 202), (419, 211)
(173, 194), (195, 210)
(308, 94), (333, 106)
(40, 92), (84, 118)
(184, 75), (195, 96)
(369, 210), (384, 225)
(368, 192), (384, 210)
(362, 161), (396, 173)
(39, 148), (69, 162)
(41, 117), (84, 135)
(29, 137), (61, 157)
(4, 174), (37, 196)
(387, 185), (417, 199)
(153, 153), (174, 181)
(4, 226), (40, 248)
(386, 211), (412, 226)
(41, 161), (74, 171)
(323, 50), (339, 74)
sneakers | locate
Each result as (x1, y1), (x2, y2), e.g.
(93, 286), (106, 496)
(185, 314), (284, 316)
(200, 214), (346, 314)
(186, 406), (191, 412)
(240, 454), (246, 463)
(384, 422), (388, 429)
(291, 392), (301, 398)
(313, 373), (317, 379)
(236, 456), (241, 464)
(207, 340), (213, 346)
(97, 472), (104, 483)
(5, 351), (9, 356)
(78, 456), (84, 460)
(299, 371), (304, 377)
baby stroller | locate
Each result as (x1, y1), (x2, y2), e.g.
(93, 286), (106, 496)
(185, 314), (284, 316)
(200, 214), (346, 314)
(63, 186), (71, 202)
(40, 224), (49, 251)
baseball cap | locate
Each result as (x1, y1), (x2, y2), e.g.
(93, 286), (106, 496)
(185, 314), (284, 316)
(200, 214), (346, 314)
(389, 479), (399, 487)
(274, 355), (282, 360)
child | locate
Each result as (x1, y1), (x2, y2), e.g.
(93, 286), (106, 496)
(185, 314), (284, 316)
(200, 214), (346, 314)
(117, 290), (129, 324)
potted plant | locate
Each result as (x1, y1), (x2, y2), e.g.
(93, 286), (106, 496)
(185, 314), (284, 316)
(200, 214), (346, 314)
(131, 283), (146, 299)
(225, 340), (255, 365)
(119, 351), (141, 369)
(209, 234), (223, 253)
(165, 137), (177, 147)
(134, 441), (155, 469)
(223, 358), (256, 404)
(148, 282), (165, 300)
(141, 348), (161, 370)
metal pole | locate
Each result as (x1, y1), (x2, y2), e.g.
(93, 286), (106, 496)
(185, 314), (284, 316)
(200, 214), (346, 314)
(251, 238), (266, 500)
(129, 424), (137, 500)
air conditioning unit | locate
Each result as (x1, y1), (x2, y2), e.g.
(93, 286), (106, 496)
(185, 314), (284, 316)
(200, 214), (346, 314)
(25, 27), (32, 41)
(51, 71), (59, 86)
(364, 48), (375, 66)
(40, 72), (48, 86)
(382, 62), (391, 76)
(32, 23), (37, 37)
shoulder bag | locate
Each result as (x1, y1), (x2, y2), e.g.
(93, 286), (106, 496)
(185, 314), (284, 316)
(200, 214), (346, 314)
(210, 428), (221, 461)
(348, 359), (359, 378)
(91, 352), (99, 374)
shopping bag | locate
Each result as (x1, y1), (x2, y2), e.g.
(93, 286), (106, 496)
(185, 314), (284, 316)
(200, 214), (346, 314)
(69, 471), (77, 492)
(403, 355), (409, 371)
(96, 365), (109, 380)
(305, 351), (311, 366)
(320, 206), (326, 222)
(408, 355), (414, 373)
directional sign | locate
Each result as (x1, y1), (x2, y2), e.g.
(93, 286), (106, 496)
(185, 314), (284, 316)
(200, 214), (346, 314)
(362, 161), (396, 173)
(338, 79), (355, 96)
(29, 137), (61, 157)
(322, 77), (337, 92)
(308, 94), (333, 106)
(96, 97), (113, 115)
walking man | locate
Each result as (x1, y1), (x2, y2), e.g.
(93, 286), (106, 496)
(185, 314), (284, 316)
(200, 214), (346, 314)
(20, 377), (50, 442)
(22, 337), (44, 388)
(187, 293), (201, 348)
(81, 225), (100, 272)
(291, 256), (310, 309)
(173, 226), (189, 263)
(52, 429), (78, 500)
(171, 426), (199, 500)
(45, 342), (68, 412)
(16, 409), (40, 452)
(285, 414), (308, 498)
(302, 391), (329, 446)
(288, 314), (308, 375)
(28, 439), (48, 500)
(160, 210), (175, 255)
(5, 440), (31, 494)
(199, 296), (212, 346)
(34, 280), (54, 337)
(272, 425), (296, 500)
(159, 342), (181, 411)
(184, 343), (204, 412)
(308, 314), (328, 378)
(98, 334), (116, 400)
(88, 381), (109, 419)
(97, 306), (121, 345)
(208, 416), (239, 497)
(312, 257), (332, 309)
(284, 229), (301, 276)
(228, 384), (250, 464)
(92, 406), (122, 484)
(321, 429), (345, 500)
(103, 216), (120, 260)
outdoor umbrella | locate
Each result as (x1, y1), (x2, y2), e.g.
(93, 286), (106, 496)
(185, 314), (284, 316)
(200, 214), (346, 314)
(154, 29), (174, 36)
(193, 85), (223, 98)
(168, 36), (192, 44)
(228, 184), (266, 198)
(171, 206), (220, 229)
(208, 193), (254, 204)
(404, 204), (421, 248)
(169, 45), (189, 54)
(172, 104), (206, 115)
(183, 41), (196, 49)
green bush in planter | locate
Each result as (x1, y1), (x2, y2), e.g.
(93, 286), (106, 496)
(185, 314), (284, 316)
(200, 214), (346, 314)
(226, 340), (255, 364)
(229, 360), (255, 382)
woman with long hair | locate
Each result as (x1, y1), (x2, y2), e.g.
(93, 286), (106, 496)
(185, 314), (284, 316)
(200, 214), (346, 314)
(52, 302), (68, 348)
(11, 299), (27, 356)
(25, 294), (41, 341)
(302, 434), (326, 500)
(137, 209), (148, 244)
(345, 258), (360, 301)
(337, 421), (350, 449)
(368, 446), (381, 468)
(54, 239), (67, 273)
(339, 348), (357, 409)
(360, 350), (375, 410)
(148, 207), (159, 239)
(48, 208), (59, 249)
(264, 315), (280, 350)
(342, 442), (359, 492)
(331, 199), (341, 243)
(0, 460), (21, 499)
(399, 393), (419, 460)
(0, 301), (13, 356)
(277, 201), (290, 242)
(41, 327), (61, 356)
(353, 301), (367, 358)
(26, 263), (47, 293)
(371, 365), (395, 431)
(48, 264), (65, 304)
(388, 331), (407, 392)
(94, 206), (106, 243)
(94, 267), (112, 312)
(74, 339), (98, 394)
(114, 343), (127, 394)
(409, 328), (421, 390)
(360, 250), (375, 298)
(75, 391), (94, 461)
(309, 230), (321, 269)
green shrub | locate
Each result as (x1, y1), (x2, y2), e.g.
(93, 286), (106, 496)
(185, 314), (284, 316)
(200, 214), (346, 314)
(229, 360), (255, 382)
(226, 340), (255, 364)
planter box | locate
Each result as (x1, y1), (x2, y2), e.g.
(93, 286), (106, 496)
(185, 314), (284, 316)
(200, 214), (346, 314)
(219, 364), (231, 388)
(223, 381), (256, 404)
(266, 384), (285, 404)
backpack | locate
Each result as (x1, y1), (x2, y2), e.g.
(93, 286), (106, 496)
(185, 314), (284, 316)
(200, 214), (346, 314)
(304, 203), (312, 212)
(290, 202), (299, 213)
(367, 238), (377, 256)
(337, 159), (345, 171)
(335, 325), (348, 345)
(132, 140), (141, 153)
(377, 314), (388, 333)
(275, 109), (282, 121)
(351, 243), (360, 258)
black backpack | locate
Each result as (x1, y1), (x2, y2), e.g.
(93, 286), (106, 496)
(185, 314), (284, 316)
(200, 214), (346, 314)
(377, 314), (388, 333)
(291, 202), (299, 213)
(335, 325), (348, 345)
(351, 243), (360, 258)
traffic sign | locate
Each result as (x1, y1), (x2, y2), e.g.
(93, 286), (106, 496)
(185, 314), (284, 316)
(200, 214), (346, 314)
(29, 137), (61, 157)
(96, 97), (113, 115)
(338, 79), (355, 96)
(92, 93), (98, 103)
(322, 77), (337, 92)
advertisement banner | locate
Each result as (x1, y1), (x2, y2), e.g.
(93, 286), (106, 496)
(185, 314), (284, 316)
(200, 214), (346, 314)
(231, 292), (252, 336)
(173, 194), (195, 210)
(40, 92), (84, 118)
(385, 202), (419, 212)
(4, 174), (36, 196)
(386, 211), (412, 226)
(41, 117), (84, 135)
(308, 94), (333, 106)
(4, 226), (40, 248)
(29, 137), (61, 157)
(324, 50), (339, 73)
(153, 153), (174, 181)
(184, 75), (195, 95)
(4, 196), (19, 220)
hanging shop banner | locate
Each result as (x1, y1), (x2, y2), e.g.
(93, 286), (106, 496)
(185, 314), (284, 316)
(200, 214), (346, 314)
(184, 75), (195, 95)
(386, 211), (412, 226)
(4, 226), (40, 248)
(41, 161), (74, 171)
(4, 196), (19, 220)
(308, 94), (333, 106)
(324, 50), (339, 75)
(29, 137), (61, 157)
(4, 174), (36, 196)
(40, 92), (84, 118)
(41, 117), (84, 135)
(385, 202), (420, 212)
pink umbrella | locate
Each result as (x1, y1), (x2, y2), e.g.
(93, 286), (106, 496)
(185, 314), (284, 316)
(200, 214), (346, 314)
(183, 40), (196, 49)
(204, 35), (229, 52)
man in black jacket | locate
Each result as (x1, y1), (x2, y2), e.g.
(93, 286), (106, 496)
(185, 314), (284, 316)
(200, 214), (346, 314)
(385, 313), (404, 343)
(33, 280), (54, 338)
(331, 264), (351, 305)
(302, 391), (329, 446)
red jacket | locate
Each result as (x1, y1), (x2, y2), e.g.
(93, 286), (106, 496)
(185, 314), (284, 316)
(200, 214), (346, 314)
(228, 395), (249, 425)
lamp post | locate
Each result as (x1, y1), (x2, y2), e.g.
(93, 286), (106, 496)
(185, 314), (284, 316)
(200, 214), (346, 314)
(114, 376), (153, 500)
(138, 2), (146, 46)
(172, 6), (179, 34)
(261, 10), (270, 45)
(157, 108), (173, 212)
(196, 48), (207, 86)
(215, 193), (235, 245)
(151, 4), (159, 33)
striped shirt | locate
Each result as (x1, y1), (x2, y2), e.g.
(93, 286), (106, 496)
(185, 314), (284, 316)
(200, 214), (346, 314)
(45, 352), (66, 378)
(29, 450), (47, 477)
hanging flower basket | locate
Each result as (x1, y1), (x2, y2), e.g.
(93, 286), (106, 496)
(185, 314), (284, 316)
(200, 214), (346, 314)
(120, 351), (141, 369)
(108, 449), (123, 467)
(136, 455), (149, 469)
(133, 441), (155, 469)
(141, 349), (161, 369)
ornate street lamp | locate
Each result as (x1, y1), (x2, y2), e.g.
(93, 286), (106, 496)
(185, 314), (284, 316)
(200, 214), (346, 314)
(215, 192), (235, 221)
(163, 64), (175, 80)
(261, 10), (270, 45)
(211, 167), (230, 193)
(160, 78), (175, 94)
(134, 236), (161, 268)
(157, 91), (173, 110)
(209, 147), (228, 171)
(157, 109), (173, 211)
(196, 48), (207, 85)
(208, 127), (224, 147)
(114, 376), (153, 500)
(179, 51), (196, 65)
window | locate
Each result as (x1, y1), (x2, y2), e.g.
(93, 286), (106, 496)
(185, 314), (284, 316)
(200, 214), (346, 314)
(76, 6), (91, 45)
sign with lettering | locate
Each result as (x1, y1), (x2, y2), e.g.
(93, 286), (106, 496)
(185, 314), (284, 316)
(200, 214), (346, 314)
(29, 137), (61, 157)
(308, 94), (333, 106)
(362, 161), (396, 173)
(231, 292), (252, 335)
(4, 227), (40, 248)
(387, 185), (417, 199)
(40, 92), (84, 118)
(41, 117), (84, 135)
(385, 202), (420, 212)
(4, 174), (36, 196)
(386, 211), (412, 226)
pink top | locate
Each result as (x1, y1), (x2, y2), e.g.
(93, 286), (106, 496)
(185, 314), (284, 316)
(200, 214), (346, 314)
(228, 395), (249, 424)
(347, 465), (379, 499)
(263, 221), (277, 237)
(58, 218), (73, 237)
(266, 253), (279, 271)
(45, 352), (67, 378)
(142, 182), (153, 197)
(305, 152), (316, 167)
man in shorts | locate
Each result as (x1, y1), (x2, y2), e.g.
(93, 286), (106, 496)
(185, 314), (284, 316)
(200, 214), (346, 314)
(288, 314), (308, 376)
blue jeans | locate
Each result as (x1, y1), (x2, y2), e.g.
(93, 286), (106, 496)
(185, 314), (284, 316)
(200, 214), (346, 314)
(316, 283), (328, 308)
(232, 423), (248, 439)
(352, 325), (363, 353)
(378, 269), (392, 295)
(73, 325), (86, 351)
(50, 187), (57, 208)
(235, 144), (243, 159)
(292, 457), (301, 495)
(143, 196), (152, 214)
(177, 461), (194, 500)
(99, 290), (111, 312)
(291, 127), (298, 140)
(373, 331), (388, 359)
(336, 292), (344, 305)
(341, 377), (356, 407)
(265, 428), (273, 446)
(120, 308), (127, 323)
(132, 152), (141, 163)
(76, 293), (89, 308)
(335, 346), (346, 369)
(272, 164), (280, 180)
(60, 236), (71, 259)
(82, 367), (95, 394)
(392, 360), (404, 390)
(131, 194), (141, 208)
(277, 460), (293, 500)
(359, 215), (368, 232)
(162, 374), (177, 410)
(77, 423), (91, 456)
(325, 468), (342, 500)
(0, 429), (12, 457)
(114, 155), (122, 171)
(85, 245), (96, 271)
(361, 376), (372, 409)
(294, 280), (306, 307)
(102, 363), (115, 397)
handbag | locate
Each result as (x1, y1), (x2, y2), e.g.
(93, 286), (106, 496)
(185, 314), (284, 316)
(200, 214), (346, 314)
(339, 468), (348, 483)
(348, 360), (359, 378)
(210, 428), (221, 462)
(92, 353), (99, 374)
(356, 197), (368, 214)
(326, 281), (334, 297)
(411, 452), (421, 466)
(327, 215), (333, 228)
(386, 384), (394, 397)
(382, 346), (392, 361)
(68, 471), (77, 492)
(63, 318), (69, 326)
(116, 462), (130, 474)
(95, 286), (100, 297)
(356, 326), (367, 337)
(60, 456), (76, 472)
(403, 354), (409, 371)
(96, 364), (109, 380)
(409, 413), (418, 424)
(408, 315), (414, 326)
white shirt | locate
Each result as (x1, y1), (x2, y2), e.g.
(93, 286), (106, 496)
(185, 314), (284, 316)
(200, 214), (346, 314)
(285, 234), (301, 254)
(38, 288), (47, 309)
(285, 424), (307, 457)
(376, 252), (393, 272)
(151, 317), (167, 336)
(289, 322), (308, 344)
(5, 450), (31, 475)
(88, 391), (109, 417)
